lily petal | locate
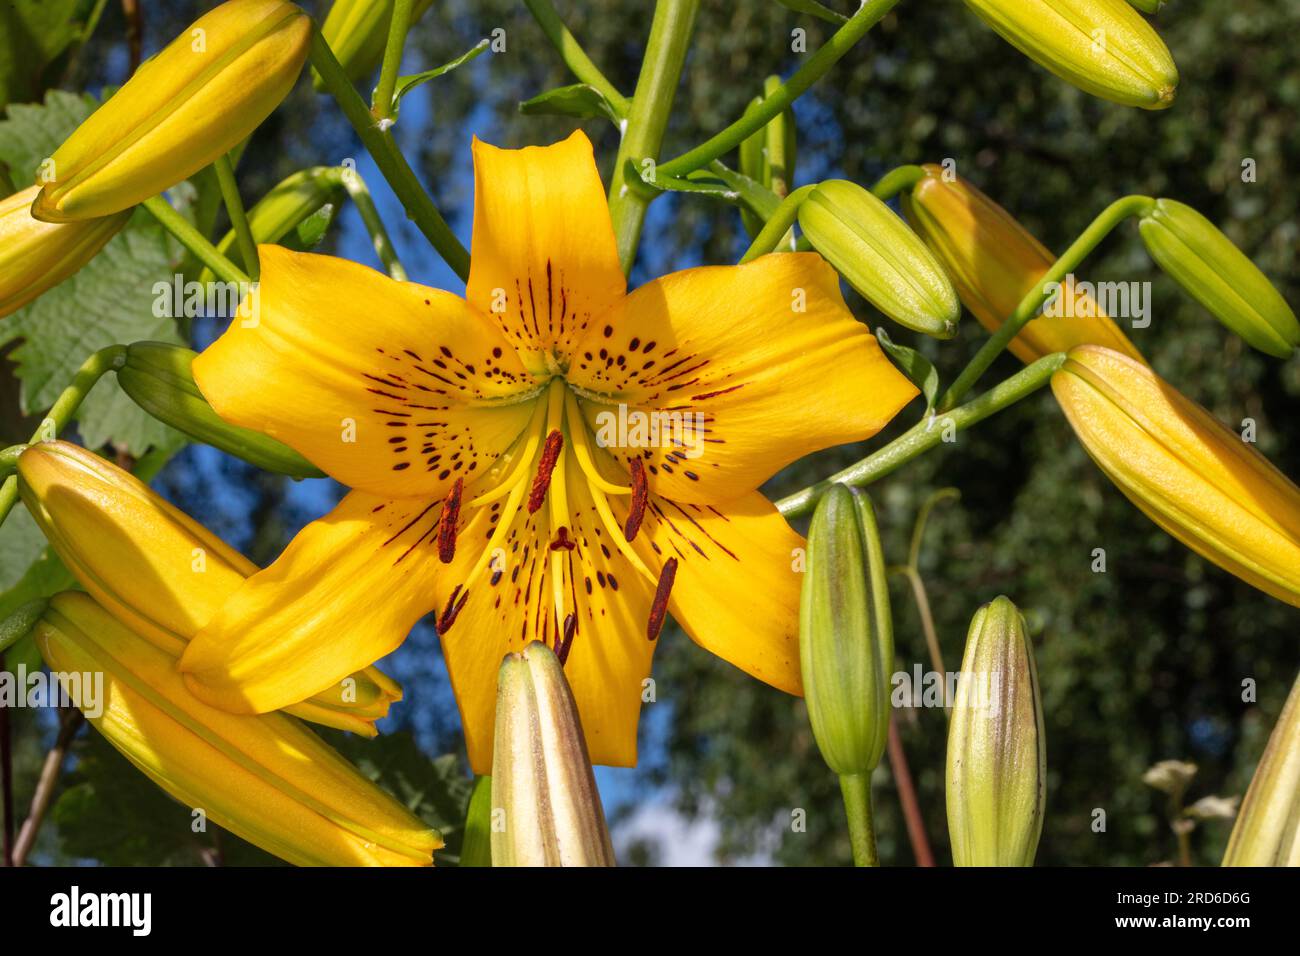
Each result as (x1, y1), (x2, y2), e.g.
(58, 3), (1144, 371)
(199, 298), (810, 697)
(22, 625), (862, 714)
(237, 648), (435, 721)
(179, 490), (443, 713)
(467, 131), (627, 377)
(568, 253), (918, 504)
(628, 488), (806, 696)
(435, 451), (655, 774)
(193, 245), (539, 500)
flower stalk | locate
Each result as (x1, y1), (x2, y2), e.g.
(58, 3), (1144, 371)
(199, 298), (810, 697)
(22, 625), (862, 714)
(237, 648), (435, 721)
(213, 153), (260, 281)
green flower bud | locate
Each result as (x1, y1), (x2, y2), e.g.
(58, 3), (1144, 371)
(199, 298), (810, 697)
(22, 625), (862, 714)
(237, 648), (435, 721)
(946, 596), (1045, 867)
(311, 0), (436, 89)
(199, 167), (344, 286)
(1223, 672), (1300, 866)
(491, 642), (615, 867)
(799, 179), (961, 338)
(800, 484), (893, 777)
(738, 76), (797, 239)
(1139, 199), (1299, 359)
(117, 342), (324, 478)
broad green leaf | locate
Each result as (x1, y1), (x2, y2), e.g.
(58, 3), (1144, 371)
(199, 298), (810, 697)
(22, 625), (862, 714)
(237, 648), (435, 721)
(519, 83), (622, 124)
(383, 39), (490, 119)
(876, 328), (941, 412)
(0, 0), (94, 109)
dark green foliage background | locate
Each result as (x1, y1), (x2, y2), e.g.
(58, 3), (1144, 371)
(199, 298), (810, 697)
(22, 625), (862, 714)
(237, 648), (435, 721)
(3, 0), (1299, 865)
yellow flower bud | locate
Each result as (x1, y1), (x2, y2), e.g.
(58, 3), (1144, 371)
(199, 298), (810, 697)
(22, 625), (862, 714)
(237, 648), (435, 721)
(799, 179), (961, 338)
(0, 185), (129, 318)
(17, 440), (397, 735)
(902, 165), (1144, 364)
(1052, 346), (1300, 607)
(1223, 672), (1300, 866)
(312, 0), (436, 88)
(946, 596), (1045, 866)
(491, 642), (615, 866)
(963, 0), (1178, 109)
(35, 592), (439, 866)
(32, 0), (311, 222)
(1139, 199), (1299, 359)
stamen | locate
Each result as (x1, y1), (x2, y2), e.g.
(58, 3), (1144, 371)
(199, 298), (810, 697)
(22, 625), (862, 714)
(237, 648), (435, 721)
(563, 390), (631, 496)
(624, 457), (647, 542)
(465, 398), (549, 509)
(585, 473), (659, 586)
(527, 429), (563, 513)
(437, 585), (468, 633)
(647, 558), (677, 641)
(557, 613), (577, 665)
(438, 477), (463, 564)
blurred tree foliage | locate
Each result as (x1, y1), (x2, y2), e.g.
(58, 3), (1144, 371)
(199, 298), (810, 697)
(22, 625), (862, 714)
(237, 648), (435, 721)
(5, 0), (1299, 865)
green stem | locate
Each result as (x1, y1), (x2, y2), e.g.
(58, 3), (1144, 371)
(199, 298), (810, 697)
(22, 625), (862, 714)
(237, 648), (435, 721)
(310, 28), (470, 280)
(872, 164), (926, 200)
(937, 194), (1154, 411)
(340, 167), (408, 281)
(656, 0), (901, 179)
(0, 346), (127, 530)
(524, 0), (630, 116)
(704, 160), (782, 219)
(895, 565), (946, 680)
(213, 153), (260, 281)
(777, 352), (1066, 517)
(608, 0), (700, 274)
(372, 0), (415, 121)
(739, 183), (814, 263)
(142, 196), (249, 286)
(839, 772), (879, 866)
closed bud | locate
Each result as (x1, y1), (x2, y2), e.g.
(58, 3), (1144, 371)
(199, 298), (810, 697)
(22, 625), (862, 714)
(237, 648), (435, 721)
(902, 165), (1144, 364)
(0, 185), (129, 317)
(17, 440), (395, 735)
(1139, 199), (1299, 359)
(946, 596), (1045, 866)
(738, 76), (797, 238)
(200, 167), (345, 286)
(963, 0), (1177, 109)
(800, 179), (961, 338)
(1053, 346), (1300, 607)
(32, 0), (311, 222)
(1223, 673), (1300, 866)
(800, 484), (893, 777)
(118, 342), (324, 477)
(311, 0), (436, 88)
(35, 592), (439, 866)
(491, 642), (615, 866)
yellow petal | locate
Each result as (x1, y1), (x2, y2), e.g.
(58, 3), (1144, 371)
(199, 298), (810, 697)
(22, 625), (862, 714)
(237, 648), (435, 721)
(627, 488), (805, 696)
(179, 490), (442, 713)
(435, 450), (655, 774)
(569, 253), (918, 504)
(1053, 345), (1300, 606)
(193, 245), (539, 500)
(903, 166), (1144, 364)
(38, 593), (438, 866)
(466, 131), (627, 377)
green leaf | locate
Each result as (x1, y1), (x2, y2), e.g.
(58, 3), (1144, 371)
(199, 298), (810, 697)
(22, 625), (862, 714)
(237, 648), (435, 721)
(329, 731), (472, 864)
(0, 91), (185, 454)
(384, 39), (490, 119)
(876, 328), (941, 412)
(0, 0), (94, 109)
(519, 83), (622, 124)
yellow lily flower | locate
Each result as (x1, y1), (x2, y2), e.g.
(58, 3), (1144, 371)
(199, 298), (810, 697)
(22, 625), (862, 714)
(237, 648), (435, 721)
(179, 130), (919, 772)
(35, 592), (439, 867)
(17, 439), (399, 736)
(1223, 671), (1300, 866)
(1052, 345), (1300, 607)
(902, 164), (1144, 364)
(0, 185), (129, 318)
(31, 0), (310, 222)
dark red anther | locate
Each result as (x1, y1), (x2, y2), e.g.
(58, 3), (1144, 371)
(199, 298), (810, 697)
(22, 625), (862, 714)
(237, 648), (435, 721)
(646, 557), (677, 641)
(437, 585), (468, 633)
(527, 429), (564, 514)
(437, 477), (463, 564)
(557, 613), (577, 665)
(624, 456), (647, 542)
(549, 526), (575, 551)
